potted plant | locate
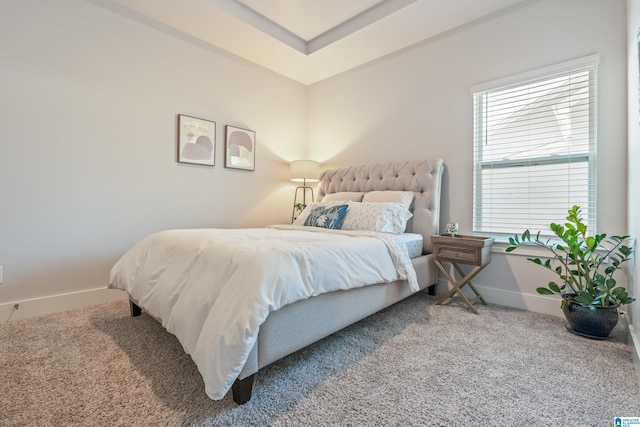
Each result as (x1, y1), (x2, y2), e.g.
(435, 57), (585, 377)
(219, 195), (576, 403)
(506, 205), (634, 339)
(292, 202), (308, 223)
(294, 203), (307, 214)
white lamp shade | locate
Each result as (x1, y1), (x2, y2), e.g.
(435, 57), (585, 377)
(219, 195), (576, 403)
(290, 160), (320, 182)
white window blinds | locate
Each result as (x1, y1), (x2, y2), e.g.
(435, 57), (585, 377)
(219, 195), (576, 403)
(472, 55), (598, 236)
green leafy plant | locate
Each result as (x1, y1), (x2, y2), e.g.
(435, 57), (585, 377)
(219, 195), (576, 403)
(294, 203), (307, 213)
(506, 205), (634, 308)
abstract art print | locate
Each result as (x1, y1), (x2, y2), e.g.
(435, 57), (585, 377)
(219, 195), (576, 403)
(177, 114), (216, 166)
(225, 125), (255, 171)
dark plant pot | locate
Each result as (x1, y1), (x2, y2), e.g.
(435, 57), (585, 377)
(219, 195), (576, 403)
(562, 296), (620, 339)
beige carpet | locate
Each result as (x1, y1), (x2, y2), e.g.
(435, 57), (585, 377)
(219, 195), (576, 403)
(1, 293), (639, 426)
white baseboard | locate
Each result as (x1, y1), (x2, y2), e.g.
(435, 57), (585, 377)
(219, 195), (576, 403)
(6, 280), (557, 323)
(435, 278), (564, 317)
(628, 320), (640, 387)
(0, 287), (128, 323)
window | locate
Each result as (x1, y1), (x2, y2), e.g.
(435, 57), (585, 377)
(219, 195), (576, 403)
(472, 55), (598, 236)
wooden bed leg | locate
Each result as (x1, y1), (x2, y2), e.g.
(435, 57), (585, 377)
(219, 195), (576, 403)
(426, 284), (437, 296)
(129, 301), (142, 317)
(232, 374), (254, 405)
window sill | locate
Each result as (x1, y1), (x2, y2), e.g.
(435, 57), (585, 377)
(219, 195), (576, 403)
(491, 239), (548, 258)
(480, 233), (635, 258)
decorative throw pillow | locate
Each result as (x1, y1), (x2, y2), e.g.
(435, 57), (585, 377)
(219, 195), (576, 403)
(294, 201), (345, 226)
(340, 202), (413, 234)
(362, 191), (414, 209)
(322, 192), (365, 202)
(304, 204), (349, 229)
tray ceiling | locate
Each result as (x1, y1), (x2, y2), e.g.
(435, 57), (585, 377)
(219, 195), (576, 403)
(87, 0), (528, 85)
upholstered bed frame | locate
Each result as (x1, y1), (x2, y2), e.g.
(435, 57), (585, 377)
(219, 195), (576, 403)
(230, 159), (444, 403)
(130, 159), (444, 404)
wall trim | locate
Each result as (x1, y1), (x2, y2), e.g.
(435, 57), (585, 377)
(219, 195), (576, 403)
(628, 320), (640, 387)
(436, 277), (563, 317)
(0, 287), (127, 323)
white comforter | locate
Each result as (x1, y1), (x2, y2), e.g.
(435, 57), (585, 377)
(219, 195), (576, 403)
(109, 225), (418, 400)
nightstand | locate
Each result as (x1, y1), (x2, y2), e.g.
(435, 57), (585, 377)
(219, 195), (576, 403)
(431, 234), (494, 314)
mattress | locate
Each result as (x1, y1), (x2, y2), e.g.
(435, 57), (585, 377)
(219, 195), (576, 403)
(397, 233), (424, 258)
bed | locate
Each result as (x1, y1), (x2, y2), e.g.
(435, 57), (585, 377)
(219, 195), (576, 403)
(109, 159), (444, 404)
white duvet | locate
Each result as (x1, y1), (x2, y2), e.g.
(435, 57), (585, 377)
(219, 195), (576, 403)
(109, 225), (418, 400)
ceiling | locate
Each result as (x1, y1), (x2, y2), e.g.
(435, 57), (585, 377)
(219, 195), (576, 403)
(88, 0), (528, 85)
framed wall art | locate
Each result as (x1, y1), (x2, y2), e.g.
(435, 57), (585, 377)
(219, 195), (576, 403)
(225, 125), (255, 171)
(177, 114), (216, 166)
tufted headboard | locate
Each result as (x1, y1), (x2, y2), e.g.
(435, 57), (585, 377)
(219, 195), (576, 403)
(317, 159), (444, 254)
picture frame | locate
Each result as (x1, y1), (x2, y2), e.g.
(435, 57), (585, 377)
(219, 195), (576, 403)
(177, 114), (216, 166)
(225, 125), (255, 171)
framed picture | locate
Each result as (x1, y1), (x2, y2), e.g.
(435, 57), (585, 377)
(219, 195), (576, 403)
(225, 125), (255, 171)
(177, 114), (216, 166)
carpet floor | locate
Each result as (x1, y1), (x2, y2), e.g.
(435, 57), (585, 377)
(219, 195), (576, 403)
(1, 293), (639, 426)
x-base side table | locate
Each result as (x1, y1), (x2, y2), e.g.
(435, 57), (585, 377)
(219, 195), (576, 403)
(431, 234), (494, 314)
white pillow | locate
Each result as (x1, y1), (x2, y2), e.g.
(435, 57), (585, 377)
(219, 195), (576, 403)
(293, 201), (345, 226)
(340, 202), (413, 234)
(322, 192), (364, 202)
(362, 191), (414, 210)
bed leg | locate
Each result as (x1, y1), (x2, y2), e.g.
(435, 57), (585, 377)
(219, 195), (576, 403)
(129, 301), (142, 317)
(232, 374), (254, 405)
(426, 284), (437, 296)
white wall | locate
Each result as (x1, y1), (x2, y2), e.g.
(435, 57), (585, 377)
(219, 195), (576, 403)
(0, 0), (307, 320)
(308, 0), (628, 316)
(1, 0), (631, 321)
(627, 0), (640, 381)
